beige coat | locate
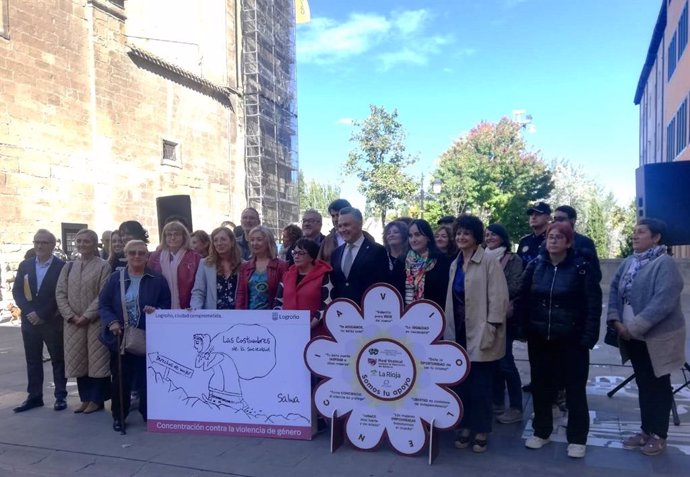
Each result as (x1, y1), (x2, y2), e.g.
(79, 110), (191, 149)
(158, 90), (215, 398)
(444, 246), (509, 362)
(56, 257), (112, 378)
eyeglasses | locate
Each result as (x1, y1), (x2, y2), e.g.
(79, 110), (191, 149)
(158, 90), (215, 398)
(291, 250), (308, 257)
(33, 240), (53, 246)
(165, 231), (183, 237)
(127, 250), (148, 257)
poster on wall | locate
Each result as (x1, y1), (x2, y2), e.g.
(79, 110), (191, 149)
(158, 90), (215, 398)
(305, 284), (470, 456)
(146, 309), (312, 440)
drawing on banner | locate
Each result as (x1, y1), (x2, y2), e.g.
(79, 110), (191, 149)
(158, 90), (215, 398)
(147, 310), (312, 439)
(305, 284), (470, 455)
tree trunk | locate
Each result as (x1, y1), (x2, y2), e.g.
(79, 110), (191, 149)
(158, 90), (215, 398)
(380, 209), (386, 229)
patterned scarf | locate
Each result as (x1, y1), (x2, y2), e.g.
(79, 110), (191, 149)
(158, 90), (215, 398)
(621, 245), (666, 302)
(404, 250), (436, 305)
(160, 248), (184, 308)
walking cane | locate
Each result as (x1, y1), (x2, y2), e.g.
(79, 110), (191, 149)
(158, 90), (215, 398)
(117, 332), (126, 435)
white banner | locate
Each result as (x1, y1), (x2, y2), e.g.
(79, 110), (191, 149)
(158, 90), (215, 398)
(146, 309), (312, 440)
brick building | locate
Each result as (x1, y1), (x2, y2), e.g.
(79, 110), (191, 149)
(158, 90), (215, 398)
(0, 0), (298, 289)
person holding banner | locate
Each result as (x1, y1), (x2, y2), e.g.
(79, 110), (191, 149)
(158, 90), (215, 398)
(235, 226), (288, 310)
(274, 238), (333, 338)
(99, 240), (171, 432)
(443, 215), (508, 454)
(148, 221), (200, 310)
(190, 227), (243, 310)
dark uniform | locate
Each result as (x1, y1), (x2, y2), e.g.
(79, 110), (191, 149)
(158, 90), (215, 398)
(517, 231), (546, 267)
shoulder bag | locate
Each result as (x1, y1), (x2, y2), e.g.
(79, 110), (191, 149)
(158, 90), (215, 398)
(119, 269), (146, 356)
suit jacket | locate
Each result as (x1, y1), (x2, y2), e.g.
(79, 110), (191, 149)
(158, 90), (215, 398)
(330, 237), (389, 305)
(12, 256), (66, 328)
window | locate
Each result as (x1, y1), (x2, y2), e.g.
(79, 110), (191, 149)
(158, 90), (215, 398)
(61, 223), (88, 259)
(667, 118), (676, 161)
(669, 32), (678, 80)
(161, 139), (181, 167)
(0, 0), (9, 40)
(676, 99), (688, 156)
(679, 2), (689, 59)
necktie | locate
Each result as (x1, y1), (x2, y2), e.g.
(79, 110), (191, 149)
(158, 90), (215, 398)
(342, 244), (354, 278)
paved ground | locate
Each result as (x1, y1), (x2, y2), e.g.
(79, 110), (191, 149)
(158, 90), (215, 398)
(1, 314), (689, 476)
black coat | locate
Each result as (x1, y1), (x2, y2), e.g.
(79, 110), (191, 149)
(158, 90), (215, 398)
(518, 249), (601, 349)
(12, 257), (65, 328)
(390, 253), (451, 309)
(330, 237), (389, 305)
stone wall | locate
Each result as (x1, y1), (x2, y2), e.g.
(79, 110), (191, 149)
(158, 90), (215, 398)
(0, 0), (245, 291)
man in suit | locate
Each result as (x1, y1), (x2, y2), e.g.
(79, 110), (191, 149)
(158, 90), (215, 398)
(330, 207), (389, 305)
(301, 208), (326, 246)
(12, 229), (68, 412)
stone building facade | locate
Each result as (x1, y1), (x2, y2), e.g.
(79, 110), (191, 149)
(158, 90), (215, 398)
(0, 0), (263, 290)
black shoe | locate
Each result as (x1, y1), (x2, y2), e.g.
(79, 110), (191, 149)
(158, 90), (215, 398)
(13, 399), (44, 413)
(113, 419), (123, 432)
(522, 383), (532, 393)
(54, 398), (67, 411)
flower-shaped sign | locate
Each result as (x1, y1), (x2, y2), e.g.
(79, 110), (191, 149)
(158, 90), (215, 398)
(305, 284), (470, 455)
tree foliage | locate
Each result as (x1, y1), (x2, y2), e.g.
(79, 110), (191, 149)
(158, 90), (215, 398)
(431, 118), (553, 240)
(346, 105), (418, 227)
(298, 170), (341, 218)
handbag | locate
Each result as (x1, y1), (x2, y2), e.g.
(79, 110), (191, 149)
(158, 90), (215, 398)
(604, 325), (619, 348)
(119, 269), (146, 356)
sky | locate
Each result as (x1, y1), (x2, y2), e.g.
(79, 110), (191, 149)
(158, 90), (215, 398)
(294, 0), (663, 210)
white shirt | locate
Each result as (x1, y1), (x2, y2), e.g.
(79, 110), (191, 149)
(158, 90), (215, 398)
(35, 256), (54, 293)
(341, 234), (365, 272)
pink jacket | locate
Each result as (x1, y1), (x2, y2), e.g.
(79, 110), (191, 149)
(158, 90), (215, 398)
(148, 249), (201, 309)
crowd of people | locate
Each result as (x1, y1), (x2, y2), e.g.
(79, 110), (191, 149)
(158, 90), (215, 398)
(9, 198), (686, 458)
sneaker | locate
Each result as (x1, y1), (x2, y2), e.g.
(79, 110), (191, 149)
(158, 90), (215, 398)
(454, 430), (472, 449)
(472, 434), (488, 453)
(640, 434), (666, 456)
(567, 443), (586, 458)
(622, 431), (650, 449)
(497, 408), (523, 424)
(525, 436), (550, 449)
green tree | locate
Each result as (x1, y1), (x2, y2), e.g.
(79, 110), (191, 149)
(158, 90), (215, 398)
(431, 118), (553, 241)
(345, 105), (418, 227)
(584, 196), (609, 258)
(614, 199), (637, 258)
(297, 170), (341, 217)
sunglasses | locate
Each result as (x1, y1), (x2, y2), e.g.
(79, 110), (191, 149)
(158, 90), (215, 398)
(291, 250), (308, 257)
(127, 250), (148, 257)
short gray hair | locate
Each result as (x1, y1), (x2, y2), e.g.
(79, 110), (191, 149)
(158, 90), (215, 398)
(34, 229), (56, 244)
(338, 207), (363, 224)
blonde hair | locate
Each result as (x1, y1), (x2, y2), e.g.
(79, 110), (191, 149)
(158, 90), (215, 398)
(161, 221), (191, 250)
(207, 227), (242, 274)
(248, 226), (277, 259)
(75, 228), (99, 255)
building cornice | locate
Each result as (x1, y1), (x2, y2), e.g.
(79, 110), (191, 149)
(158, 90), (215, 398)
(126, 43), (242, 106)
(88, 0), (127, 22)
(634, 1), (667, 105)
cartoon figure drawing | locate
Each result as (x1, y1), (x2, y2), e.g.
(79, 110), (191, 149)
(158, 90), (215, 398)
(193, 334), (244, 408)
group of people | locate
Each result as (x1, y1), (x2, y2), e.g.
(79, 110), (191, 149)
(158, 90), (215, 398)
(10, 198), (685, 458)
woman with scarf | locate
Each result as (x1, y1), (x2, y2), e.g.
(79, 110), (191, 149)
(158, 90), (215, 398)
(401, 219), (450, 308)
(484, 223), (524, 424)
(444, 215), (508, 454)
(147, 221), (201, 310)
(608, 218), (686, 456)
